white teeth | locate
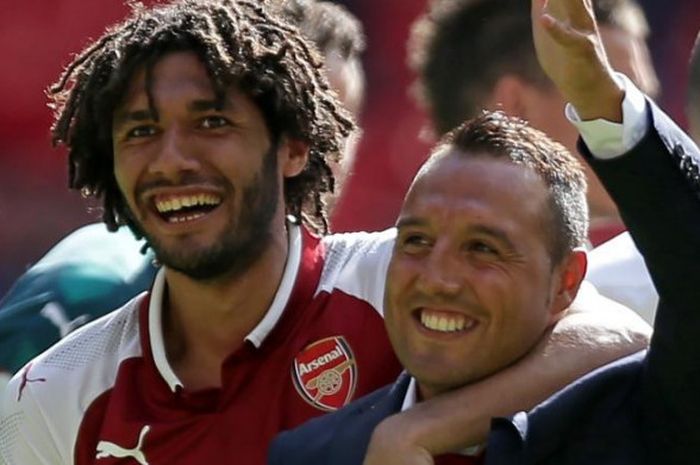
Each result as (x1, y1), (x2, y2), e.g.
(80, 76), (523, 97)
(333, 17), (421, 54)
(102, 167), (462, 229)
(167, 212), (206, 223)
(420, 311), (472, 333)
(155, 194), (222, 213)
(429, 315), (438, 329)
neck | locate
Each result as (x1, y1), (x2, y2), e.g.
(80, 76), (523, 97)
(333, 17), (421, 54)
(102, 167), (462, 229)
(416, 381), (441, 402)
(162, 217), (290, 389)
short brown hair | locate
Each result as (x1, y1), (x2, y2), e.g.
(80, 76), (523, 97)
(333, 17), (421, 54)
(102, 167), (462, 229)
(409, 0), (649, 135)
(426, 111), (589, 263)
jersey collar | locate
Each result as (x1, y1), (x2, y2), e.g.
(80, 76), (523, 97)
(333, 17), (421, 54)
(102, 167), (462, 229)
(148, 222), (303, 392)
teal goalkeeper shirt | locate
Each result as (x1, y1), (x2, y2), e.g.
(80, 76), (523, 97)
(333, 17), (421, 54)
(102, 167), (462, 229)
(0, 224), (157, 374)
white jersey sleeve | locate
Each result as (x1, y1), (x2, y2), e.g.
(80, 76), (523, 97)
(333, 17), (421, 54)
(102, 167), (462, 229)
(0, 297), (144, 465)
(1, 368), (67, 465)
(586, 232), (658, 323)
(317, 229), (396, 316)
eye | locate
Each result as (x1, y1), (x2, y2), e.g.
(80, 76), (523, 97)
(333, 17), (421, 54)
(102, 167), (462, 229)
(467, 240), (499, 256)
(199, 115), (230, 129)
(125, 125), (158, 139)
(399, 233), (432, 255)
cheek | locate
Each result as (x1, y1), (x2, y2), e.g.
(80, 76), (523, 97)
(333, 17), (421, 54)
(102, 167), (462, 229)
(383, 266), (401, 317)
(384, 260), (416, 321)
(112, 152), (141, 208)
(468, 266), (512, 304)
(113, 159), (132, 198)
(477, 267), (546, 321)
(494, 275), (553, 337)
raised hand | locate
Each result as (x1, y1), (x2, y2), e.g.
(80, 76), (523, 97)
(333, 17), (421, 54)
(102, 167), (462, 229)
(531, 0), (624, 121)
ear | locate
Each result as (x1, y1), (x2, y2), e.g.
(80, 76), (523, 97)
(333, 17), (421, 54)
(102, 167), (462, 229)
(548, 249), (588, 324)
(277, 137), (309, 178)
(485, 74), (530, 117)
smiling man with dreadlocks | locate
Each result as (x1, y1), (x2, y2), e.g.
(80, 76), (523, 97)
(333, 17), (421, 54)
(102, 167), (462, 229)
(0, 1), (650, 464)
(0, 0), (368, 391)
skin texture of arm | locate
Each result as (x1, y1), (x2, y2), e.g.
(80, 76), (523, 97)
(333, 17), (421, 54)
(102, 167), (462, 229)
(531, 0), (624, 121)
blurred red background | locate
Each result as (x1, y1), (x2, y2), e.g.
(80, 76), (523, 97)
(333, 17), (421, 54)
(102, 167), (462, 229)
(1, 0), (699, 294)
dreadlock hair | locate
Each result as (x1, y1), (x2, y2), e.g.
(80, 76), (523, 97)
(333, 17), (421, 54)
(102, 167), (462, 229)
(50, 0), (355, 237)
(271, 0), (366, 118)
(409, 0), (650, 135)
(422, 111), (588, 265)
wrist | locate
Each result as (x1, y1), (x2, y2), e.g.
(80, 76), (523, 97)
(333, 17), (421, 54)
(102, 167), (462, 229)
(569, 78), (624, 122)
(365, 415), (433, 465)
(372, 412), (421, 446)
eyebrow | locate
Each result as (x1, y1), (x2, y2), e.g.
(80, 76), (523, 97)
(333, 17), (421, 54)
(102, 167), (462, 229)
(113, 109), (155, 128)
(189, 99), (227, 112)
(396, 217), (517, 250)
(113, 98), (231, 128)
(468, 225), (517, 251)
(395, 216), (427, 230)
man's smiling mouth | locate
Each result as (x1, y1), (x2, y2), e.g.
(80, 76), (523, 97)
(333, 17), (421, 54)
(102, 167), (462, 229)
(417, 308), (478, 333)
(153, 193), (222, 223)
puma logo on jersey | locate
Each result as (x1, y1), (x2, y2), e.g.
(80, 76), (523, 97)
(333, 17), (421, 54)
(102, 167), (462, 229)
(17, 363), (46, 401)
(96, 425), (151, 465)
(40, 302), (91, 337)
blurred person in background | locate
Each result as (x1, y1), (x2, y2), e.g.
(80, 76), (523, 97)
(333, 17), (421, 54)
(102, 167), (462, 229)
(0, 0), (366, 399)
(274, 0), (367, 201)
(688, 29), (700, 142)
(409, 0), (660, 322)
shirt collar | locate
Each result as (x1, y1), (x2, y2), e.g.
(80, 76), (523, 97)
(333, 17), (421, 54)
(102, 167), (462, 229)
(400, 376), (418, 413)
(149, 221), (303, 392)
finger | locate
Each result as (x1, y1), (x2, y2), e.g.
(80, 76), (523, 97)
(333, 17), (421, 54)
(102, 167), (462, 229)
(541, 13), (590, 48)
(563, 0), (596, 31)
(531, 0), (547, 36)
(542, 0), (566, 23)
(531, 0), (548, 19)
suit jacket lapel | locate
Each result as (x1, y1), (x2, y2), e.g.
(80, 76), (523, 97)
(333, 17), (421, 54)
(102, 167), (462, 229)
(327, 373), (413, 465)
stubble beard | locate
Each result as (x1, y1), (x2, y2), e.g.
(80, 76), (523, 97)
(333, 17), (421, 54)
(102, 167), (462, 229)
(136, 145), (280, 282)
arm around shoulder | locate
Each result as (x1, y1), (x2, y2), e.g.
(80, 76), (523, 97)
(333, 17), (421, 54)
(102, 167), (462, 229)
(364, 285), (649, 464)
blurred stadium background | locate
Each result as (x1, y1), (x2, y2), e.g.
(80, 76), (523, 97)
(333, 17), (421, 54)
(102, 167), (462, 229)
(1, 0), (699, 295)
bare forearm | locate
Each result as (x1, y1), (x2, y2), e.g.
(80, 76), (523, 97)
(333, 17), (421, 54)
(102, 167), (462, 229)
(368, 291), (650, 457)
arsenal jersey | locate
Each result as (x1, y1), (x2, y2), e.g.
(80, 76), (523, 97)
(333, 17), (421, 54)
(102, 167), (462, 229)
(0, 224), (402, 465)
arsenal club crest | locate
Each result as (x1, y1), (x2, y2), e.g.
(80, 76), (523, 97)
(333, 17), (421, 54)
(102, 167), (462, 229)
(292, 336), (357, 411)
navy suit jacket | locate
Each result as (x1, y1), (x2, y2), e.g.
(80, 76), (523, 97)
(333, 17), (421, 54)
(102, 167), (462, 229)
(269, 100), (700, 465)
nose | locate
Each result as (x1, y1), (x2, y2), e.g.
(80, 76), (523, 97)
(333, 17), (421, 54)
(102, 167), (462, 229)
(415, 241), (463, 298)
(147, 125), (200, 180)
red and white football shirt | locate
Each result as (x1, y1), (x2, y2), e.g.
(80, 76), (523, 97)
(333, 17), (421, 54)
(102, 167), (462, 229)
(0, 224), (402, 465)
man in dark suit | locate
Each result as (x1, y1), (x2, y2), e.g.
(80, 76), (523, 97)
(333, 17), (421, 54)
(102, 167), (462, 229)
(409, 0), (660, 323)
(268, 0), (700, 463)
